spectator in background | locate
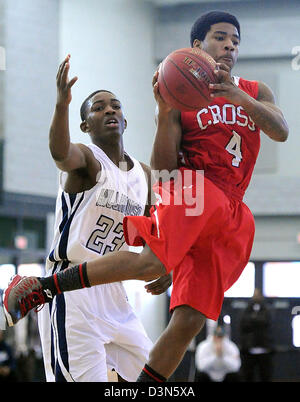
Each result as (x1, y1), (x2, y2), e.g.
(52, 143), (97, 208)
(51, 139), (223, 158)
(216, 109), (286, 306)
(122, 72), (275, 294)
(0, 329), (16, 382)
(239, 288), (274, 382)
(194, 325), (241, 382)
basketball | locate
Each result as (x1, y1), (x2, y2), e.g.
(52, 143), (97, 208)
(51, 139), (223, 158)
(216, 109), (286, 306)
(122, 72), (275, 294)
(158, 47), (217, 111)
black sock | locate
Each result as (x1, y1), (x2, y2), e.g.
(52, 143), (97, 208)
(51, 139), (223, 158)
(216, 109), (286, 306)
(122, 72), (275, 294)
(136, 364), (167, 382)
(39, 262), (91, 297)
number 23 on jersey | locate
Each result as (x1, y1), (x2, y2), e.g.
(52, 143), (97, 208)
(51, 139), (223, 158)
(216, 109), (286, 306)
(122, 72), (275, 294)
(86, 214), (125, 255)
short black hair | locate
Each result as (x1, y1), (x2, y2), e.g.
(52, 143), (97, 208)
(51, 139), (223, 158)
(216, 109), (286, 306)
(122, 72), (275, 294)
(80, 89), (113, 121)
(190, 10), (241, 46)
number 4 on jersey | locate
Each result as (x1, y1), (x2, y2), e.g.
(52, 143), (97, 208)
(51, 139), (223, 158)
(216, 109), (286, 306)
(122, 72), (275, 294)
(226, 130), (242, 167)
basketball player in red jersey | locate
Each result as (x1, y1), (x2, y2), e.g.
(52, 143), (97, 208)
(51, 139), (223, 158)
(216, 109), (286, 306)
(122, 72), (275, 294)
(1, 11), (288, 382)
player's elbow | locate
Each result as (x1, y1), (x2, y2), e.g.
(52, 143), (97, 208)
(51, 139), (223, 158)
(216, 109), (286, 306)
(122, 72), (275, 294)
(278, 117), (289, 142)
(50, 149), (68, 163)
(268, 122), (289, 143)
(281, 127), (289, 142)
(276, 125), (289, 142)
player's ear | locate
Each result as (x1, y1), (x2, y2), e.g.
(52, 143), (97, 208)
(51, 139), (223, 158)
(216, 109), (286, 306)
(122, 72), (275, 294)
(124, 119), (127, 130)
(80, 120), (90, 133)
(193, 39), (202, 49)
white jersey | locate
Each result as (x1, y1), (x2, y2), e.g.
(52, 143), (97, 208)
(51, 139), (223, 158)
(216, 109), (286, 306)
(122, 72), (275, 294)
(46, 143), (148, 269)
(38, 143), (152, 382)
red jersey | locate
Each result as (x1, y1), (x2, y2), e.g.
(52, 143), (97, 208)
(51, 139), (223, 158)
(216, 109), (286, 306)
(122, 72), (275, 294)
(180, 77), (260, 200)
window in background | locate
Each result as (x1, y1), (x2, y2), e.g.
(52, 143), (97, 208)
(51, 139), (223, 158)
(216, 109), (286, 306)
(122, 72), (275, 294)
(224, 262), (255, 298)
(292, 315), (300, 347)
(263, 261), (300, 298)
(18, 263), (44, 277)
(0, 264), (15, 289)
(23, 218), (46, 249)
(0, 216), (18, 248)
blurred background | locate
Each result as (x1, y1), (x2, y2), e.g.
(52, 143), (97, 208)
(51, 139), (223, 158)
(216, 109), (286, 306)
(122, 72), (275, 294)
(0, 0), (300, 382)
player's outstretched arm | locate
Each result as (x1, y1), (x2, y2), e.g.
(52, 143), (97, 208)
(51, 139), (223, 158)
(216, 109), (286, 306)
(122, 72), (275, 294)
(49, 55), (89, 172)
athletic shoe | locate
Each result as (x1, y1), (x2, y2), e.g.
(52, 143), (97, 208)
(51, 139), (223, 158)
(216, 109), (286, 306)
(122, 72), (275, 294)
(0, 275), (52, 329)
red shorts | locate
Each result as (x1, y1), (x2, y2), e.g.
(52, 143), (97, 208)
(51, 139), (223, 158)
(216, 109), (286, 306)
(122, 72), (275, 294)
(123, 168), (255, 320)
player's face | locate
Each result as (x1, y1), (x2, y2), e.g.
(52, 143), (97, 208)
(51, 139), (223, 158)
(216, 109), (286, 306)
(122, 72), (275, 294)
(85, 91), (127, 138)
(194, 22), (240, 70)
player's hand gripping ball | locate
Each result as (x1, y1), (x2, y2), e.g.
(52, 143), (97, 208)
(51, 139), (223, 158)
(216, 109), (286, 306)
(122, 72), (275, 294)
(158, 47), (217, 111)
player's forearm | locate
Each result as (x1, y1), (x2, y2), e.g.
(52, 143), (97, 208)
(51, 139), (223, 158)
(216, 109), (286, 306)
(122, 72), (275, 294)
(49, 103), (72, 161)
(241, 96), (288, 142)
(151, 122), (178, 172)
(150, 111), (181, 172)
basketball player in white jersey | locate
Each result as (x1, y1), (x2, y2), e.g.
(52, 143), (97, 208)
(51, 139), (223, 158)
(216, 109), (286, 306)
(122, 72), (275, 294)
(37, 55), (171, 382)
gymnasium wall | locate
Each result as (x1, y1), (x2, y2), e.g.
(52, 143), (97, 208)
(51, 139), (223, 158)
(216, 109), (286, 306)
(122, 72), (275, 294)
(1, 0), (59, 197)
(1, 0), (158, 197)
(58, 0), (157, 167)
(0, 0), (4, 142)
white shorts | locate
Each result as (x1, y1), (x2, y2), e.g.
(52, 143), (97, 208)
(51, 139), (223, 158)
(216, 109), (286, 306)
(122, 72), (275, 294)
(38, 282), (152, 382)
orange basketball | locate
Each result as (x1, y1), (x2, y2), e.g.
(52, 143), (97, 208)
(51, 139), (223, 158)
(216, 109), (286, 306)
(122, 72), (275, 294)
(158, 47), (217, 111)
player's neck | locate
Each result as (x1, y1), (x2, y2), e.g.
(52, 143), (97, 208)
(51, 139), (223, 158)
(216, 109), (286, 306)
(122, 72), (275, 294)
(93, 139), (131, 170)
